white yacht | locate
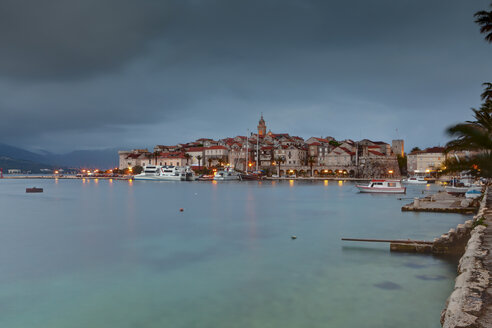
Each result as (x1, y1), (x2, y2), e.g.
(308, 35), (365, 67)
(356, 180), (406, 194)
(213, 167), (241, 181)
(402, 176), (427, 184)
(134, 165), (196, 181)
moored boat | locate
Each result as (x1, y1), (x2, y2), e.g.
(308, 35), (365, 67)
(465, 188), (482, 199)
(213, 167), (241, 181)
(356, 180), (406, 194)
(26, 187), (43, 193)
(240, 172), (263, 180)
(444, 186), (468, 195)
(134, 165), (196, 181)
(197, 174), (214, 181)
(402, 176), (427, 184)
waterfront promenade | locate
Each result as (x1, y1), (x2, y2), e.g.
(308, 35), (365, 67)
(441, 187), (492, 328)
(478, 190), (492, 327)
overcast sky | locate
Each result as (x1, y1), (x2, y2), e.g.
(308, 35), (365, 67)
(1, 0), (491, 153)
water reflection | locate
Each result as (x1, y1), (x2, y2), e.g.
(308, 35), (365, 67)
(289, 180), (294, 187)
(324, 180), (328, 186)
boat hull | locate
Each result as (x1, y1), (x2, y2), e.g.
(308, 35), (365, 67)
(134, 175), (182, 181)
(403, 180), (427, 184)
(213, 176), (240, 181)
(356, 186), (406, 194)
(444, 187), (468, 195)
(26, 187), (43, 193)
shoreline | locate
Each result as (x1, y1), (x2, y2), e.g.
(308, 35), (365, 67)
(1, 175), (392, 182)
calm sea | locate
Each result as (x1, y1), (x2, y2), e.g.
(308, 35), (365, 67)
(0, 179), (468, 328)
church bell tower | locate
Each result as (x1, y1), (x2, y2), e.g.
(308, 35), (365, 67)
(257, 114), (266, 137)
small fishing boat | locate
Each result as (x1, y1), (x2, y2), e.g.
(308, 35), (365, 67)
(444, 186), (468, 195)
(240, 172), (263, 180)
(465, 189), (482, 199)
(402, 176), (427, 184)
(356, 180), (406, 194)
(213, 167), (241, 181)
(197, 174), (214, 181)
(26, 187), (43, 193)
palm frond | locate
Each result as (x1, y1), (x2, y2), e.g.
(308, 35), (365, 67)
(443, 153), (492, 177)
(482, 82), (492, 101)
(475, 9), (492, 42)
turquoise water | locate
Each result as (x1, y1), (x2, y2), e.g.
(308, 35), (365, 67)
(0, 179), (468, 328)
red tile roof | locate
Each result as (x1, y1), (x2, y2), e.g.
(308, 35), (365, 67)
(339, 147), (356, 155)
(186, 147), (205, 152)
(159, 152), (187, 159)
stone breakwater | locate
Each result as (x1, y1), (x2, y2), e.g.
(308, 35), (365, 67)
(440, 187), (491, 328)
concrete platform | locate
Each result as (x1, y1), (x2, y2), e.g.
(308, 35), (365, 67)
(401, 190), (478, 214)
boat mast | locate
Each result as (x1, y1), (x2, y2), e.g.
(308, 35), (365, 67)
(256, 133), (259, 172)
(246, 129), (249, 172)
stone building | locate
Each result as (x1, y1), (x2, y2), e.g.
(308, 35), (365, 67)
(204, 146), (229, 167)
(157, 152), (188, 167)
(185, 147), (205, 167)
(407, 147), (445, 174)
(118, 149), (150, 169)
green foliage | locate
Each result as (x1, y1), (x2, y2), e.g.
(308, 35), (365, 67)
(132, 165), (143, 175)
(329, 140), (341, 147)
(473, 216), (488, 228)
(443, 153), (492, 177)
(410, 147), (421, 153)
(444, 77), (492, 178)
(397, 155), (407, 175)
(481, 83), (492, 101)
(475, 4), (492, 43)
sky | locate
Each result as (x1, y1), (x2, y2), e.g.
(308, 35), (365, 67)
(1, 0), (491, 153)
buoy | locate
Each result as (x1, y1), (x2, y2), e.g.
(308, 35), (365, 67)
(291, 235), (297, 240)
(180, 208), (184, 212)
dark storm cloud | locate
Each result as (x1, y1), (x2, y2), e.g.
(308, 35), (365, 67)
(0, 0), (175, 79)
(0, 0), (491, 151)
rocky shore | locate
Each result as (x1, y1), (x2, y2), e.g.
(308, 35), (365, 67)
(441, 187), (492, 328)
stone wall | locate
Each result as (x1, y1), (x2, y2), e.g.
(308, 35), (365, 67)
(440, 187), (490, 327)
(433, 220), (475, 255)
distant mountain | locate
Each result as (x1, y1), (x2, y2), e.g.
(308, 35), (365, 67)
(0, 143), (46, 163)
(0, 156), (54, 173)
(0, 143), (119, 170)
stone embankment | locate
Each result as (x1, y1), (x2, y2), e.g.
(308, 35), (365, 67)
(389, 220), (475, 255)
(440, 187), (492, 328)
